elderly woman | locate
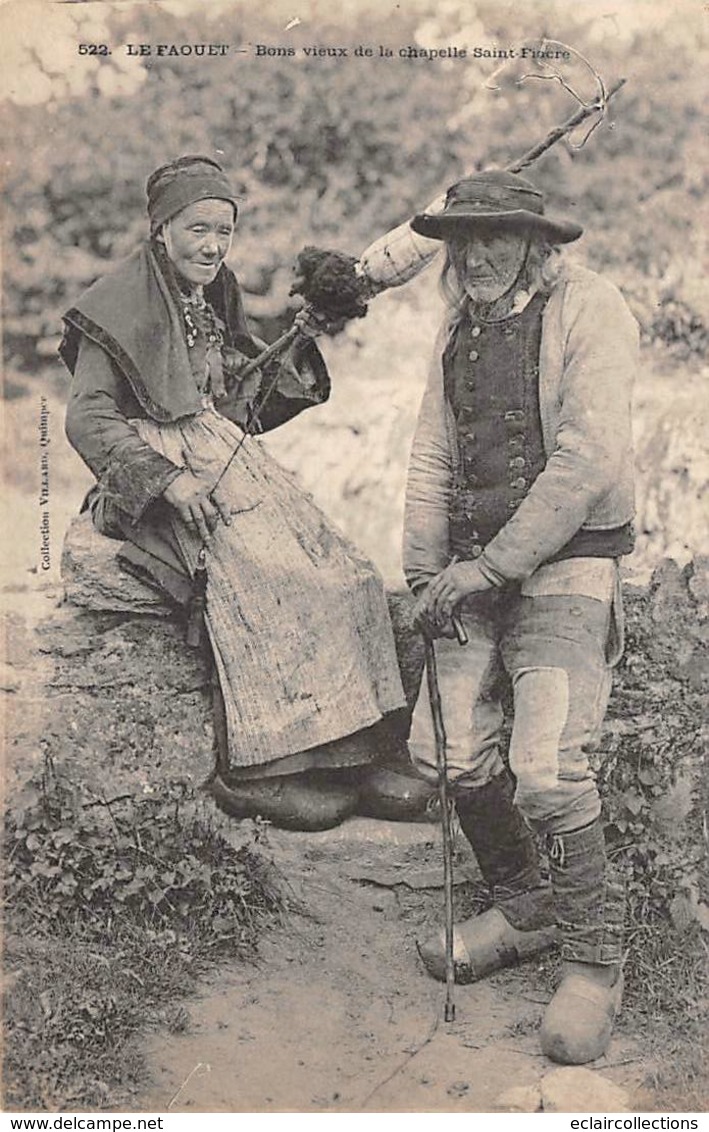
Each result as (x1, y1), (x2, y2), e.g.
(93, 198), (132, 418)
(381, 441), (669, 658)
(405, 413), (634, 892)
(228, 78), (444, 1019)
(402, 170), (638, 1064)
(59, 154), (430, 829)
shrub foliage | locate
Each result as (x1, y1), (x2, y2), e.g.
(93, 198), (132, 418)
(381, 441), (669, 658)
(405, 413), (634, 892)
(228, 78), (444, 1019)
(3, 1), (707, 365)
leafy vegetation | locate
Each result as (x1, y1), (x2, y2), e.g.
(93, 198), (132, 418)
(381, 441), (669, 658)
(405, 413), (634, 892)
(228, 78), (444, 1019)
(3, 1), (707, 366)
(596, 579), (707, 1105)
(3, 763), (287, 1110)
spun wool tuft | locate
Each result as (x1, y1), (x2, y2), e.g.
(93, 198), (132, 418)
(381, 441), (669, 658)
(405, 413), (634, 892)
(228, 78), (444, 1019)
(290, 246), (369, 332)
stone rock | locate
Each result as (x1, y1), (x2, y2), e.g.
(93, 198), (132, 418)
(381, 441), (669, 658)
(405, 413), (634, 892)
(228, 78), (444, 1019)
(650, 770), (695, 833)
(687, 555), (709, 621)
(541, 1067), (631, 1113)
(647, 558), (709, 691)
(633, 392), (709, 575)
(61, 513), (171, 615)
(649, 559), (694, 648)
(4, 602), (215, 802)
(0, 662), (21, 692)
(385, 590), (424, 712)
(495, 1083), (543, 1112)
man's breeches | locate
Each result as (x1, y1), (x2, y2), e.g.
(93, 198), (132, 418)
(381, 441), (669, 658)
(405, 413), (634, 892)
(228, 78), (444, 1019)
(409, 558), (623, 835)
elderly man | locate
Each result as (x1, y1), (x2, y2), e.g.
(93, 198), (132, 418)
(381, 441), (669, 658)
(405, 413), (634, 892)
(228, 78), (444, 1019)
(401, 169), (638, 1064)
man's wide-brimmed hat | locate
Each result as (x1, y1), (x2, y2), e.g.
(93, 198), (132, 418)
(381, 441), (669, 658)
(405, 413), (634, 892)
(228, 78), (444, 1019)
(411, 170), (583, 245)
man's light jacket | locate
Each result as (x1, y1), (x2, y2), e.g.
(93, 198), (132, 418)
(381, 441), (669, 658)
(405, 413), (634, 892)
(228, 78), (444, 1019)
(403, 263), (639, 590)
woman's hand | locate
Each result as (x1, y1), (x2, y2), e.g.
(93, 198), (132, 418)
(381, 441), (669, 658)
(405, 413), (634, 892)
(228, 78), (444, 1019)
(163, 471), (231, 543)
(293, 306), (348, 338)
(417, 561), (492, 627)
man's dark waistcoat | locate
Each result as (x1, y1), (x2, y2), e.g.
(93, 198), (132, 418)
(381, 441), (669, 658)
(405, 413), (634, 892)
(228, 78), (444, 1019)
(442, 293), (633, 565)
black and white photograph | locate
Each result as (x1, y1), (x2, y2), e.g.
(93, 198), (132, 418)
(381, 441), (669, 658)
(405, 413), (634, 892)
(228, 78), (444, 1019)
(1, 0), (707, 1119)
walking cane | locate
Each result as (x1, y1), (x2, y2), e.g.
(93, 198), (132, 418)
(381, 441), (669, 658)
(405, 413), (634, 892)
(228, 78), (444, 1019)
(423, 612), (467, 1023)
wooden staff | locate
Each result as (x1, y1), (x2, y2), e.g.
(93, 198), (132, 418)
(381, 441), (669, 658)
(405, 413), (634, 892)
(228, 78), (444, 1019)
(424, 634), (457, 1023)
(507, 78), (626, 172)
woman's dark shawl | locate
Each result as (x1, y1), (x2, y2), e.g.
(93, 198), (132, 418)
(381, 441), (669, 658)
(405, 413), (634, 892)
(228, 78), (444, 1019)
(59, 243), (254, 422)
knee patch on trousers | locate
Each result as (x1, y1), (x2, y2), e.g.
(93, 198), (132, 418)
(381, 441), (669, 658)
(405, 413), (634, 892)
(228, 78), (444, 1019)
(509, 666), (569, 797)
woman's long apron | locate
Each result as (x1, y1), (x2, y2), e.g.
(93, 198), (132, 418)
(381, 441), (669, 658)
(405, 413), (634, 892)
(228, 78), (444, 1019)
(133, 407), (405, 769)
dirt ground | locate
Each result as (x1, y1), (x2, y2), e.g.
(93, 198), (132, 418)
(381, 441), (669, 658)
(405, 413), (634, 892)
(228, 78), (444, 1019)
(3, 573), (702, 1114)
(135, 819), (653, 1114)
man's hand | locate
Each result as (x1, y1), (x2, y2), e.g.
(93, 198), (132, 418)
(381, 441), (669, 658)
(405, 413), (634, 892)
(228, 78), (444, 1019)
(412, 592), (458, 639)
(418, 561), (492, 626)
(163, 471), (231, 543)
(412, 583), (459, 640)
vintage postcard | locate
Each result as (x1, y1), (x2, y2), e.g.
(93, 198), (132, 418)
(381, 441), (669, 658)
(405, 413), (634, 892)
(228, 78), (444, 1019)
(2, 0), (707, 1118)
